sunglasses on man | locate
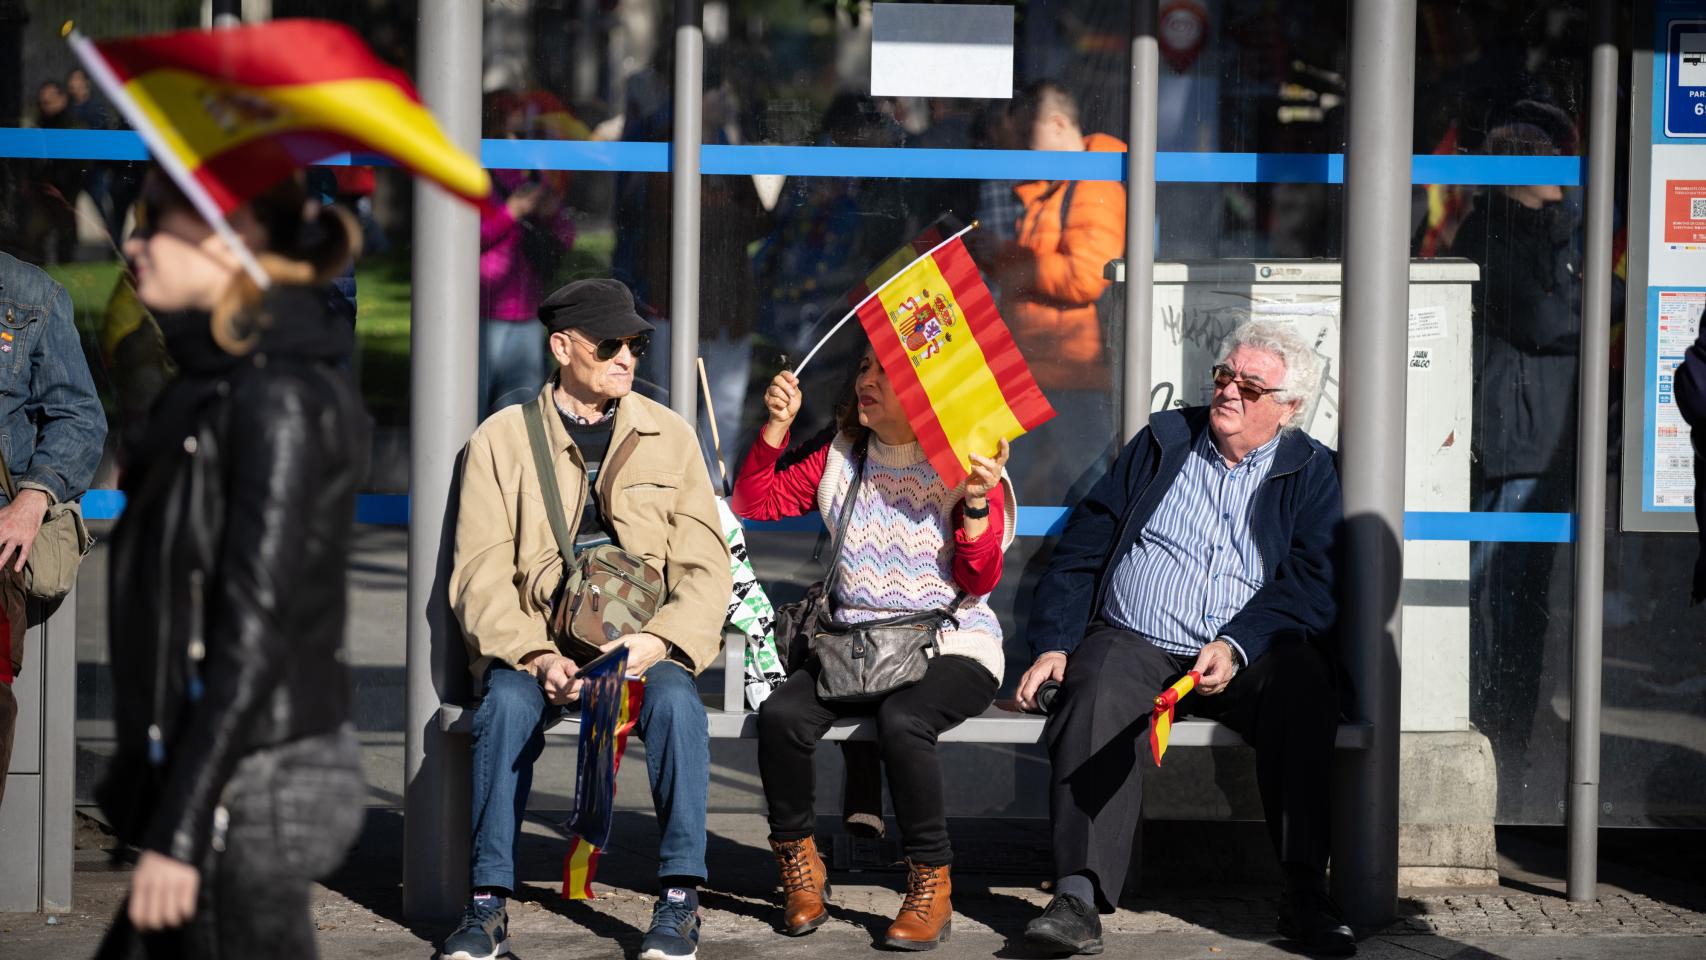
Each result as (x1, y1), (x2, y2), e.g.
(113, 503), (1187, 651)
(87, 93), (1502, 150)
(1210, 364), (1284, 404)
(573, 332), (651, 362)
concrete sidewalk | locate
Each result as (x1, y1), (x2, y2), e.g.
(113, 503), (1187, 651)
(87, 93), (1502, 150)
(3, 812), (1702, 959)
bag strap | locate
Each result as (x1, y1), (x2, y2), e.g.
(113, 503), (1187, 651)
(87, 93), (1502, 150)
(522, 400), (576, 570)
(0, 440), (15, 502)
(818, 436), (868, 601)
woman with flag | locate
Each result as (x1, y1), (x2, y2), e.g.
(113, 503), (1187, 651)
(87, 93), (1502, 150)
(100, 168), (371, 959)
(74, 18), (491, 958)
(730, 354), (1015, 951)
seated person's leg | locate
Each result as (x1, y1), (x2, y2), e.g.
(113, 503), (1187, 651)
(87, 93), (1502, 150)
(756, 669), (840, 937)
(1043, 625), (1180, 912)
(445, 665), (549, 960)
(634, 660), (711, 887)
(1184, 640), (1352, 954)
(872, 655), (998, 866)
(469, 664), (552, 896)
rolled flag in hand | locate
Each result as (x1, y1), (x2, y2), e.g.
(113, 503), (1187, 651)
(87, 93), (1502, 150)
(562, 650), (644, 899)
(1149, 670), (1201, 766)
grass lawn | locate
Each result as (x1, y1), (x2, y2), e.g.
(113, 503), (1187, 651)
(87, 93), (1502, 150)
(42, 227), (616, 430)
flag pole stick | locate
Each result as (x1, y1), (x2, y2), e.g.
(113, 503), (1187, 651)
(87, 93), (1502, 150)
(67, 27), (272, 290)
(794, 219), (979, 377)
(695, 356), (729, 496)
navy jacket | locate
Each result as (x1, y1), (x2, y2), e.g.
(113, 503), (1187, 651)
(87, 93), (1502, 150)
(1027, 407), (1342, 664)
(1674, 322), (1706, 603)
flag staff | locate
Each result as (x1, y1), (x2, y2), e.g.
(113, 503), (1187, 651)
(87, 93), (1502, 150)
(66, 25), (272, 289)
(793, 220), (980, 377)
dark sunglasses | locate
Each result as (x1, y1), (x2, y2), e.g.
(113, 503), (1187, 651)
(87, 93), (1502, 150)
(575, 332), (650, 361)
(1210, 364), (1282, 404)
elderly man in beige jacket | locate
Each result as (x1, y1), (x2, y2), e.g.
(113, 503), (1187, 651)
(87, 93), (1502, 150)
(443, 279), (731, 960)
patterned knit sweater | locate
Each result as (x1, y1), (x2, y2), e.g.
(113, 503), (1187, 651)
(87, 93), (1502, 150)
(732, 430), (1016, 684)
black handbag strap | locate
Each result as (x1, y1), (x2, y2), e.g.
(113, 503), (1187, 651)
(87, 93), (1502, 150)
(818, 435), (965, 621)
(522, 400), (576, 572)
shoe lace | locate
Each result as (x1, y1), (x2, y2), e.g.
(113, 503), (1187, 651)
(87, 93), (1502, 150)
(651, 896), (697, 934)
(900, 864), (941, 920)
(777, 842), (814, 892)
(461, 897), (502, 929)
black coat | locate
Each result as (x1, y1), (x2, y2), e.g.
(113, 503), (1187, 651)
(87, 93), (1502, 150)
(1453, 191), (1582, 484)
(1675, 322), (1706, 604)
(101, 286), (369, 866)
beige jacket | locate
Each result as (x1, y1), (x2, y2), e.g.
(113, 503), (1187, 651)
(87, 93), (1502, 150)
(450, 384), (731, 682)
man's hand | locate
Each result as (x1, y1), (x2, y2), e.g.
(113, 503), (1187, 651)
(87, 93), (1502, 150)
(1192, 640), (1239, 696)
(523, 651), (582, 705)
(604, 632), (670, 677)
(0, 489), (49, 573)
(1015, 651), (1067, 711)
(129, 850), (199, 931)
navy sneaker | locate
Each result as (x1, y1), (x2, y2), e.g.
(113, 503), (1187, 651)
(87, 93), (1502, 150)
(638, 886), (702, 960)
(441, 892), (508, 960)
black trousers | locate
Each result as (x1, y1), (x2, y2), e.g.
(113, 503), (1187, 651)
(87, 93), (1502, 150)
(1047, 624), (1338, 910)
(100, 728), (367, 960)
(758, 654), (997, 865)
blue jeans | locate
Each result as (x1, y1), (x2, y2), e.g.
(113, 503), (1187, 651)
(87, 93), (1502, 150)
(478, 319), (548, 419)
(469, 660), (710, 892)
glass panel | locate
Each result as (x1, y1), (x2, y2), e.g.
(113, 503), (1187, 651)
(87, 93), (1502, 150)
(1411, 0), (1594, 826)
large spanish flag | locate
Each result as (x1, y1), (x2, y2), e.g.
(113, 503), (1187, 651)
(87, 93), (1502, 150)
(854, 229), (1054, 488)
(70, 20), (488, 215)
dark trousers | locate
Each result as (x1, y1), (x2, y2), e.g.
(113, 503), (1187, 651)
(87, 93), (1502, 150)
(1047, 624), (1338, 909)
(758, 654), (997, 865)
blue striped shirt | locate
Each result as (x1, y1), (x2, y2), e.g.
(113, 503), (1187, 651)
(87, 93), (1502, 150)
(1100, 429), (1284, 663)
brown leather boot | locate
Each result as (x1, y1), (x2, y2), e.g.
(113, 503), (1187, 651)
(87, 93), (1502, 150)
(770, 836), (830, 936)
(883, 859), (952, 950)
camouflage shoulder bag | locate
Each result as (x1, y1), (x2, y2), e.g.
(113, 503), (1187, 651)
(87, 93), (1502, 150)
(522, 401), (665, 665)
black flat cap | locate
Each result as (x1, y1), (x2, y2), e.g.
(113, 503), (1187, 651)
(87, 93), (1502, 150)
(538, 278), (655, 338)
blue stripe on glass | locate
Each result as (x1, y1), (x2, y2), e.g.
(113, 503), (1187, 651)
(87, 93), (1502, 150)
(78, 492), (1573, 543)
(0, 128), (149, 161)
(1402, 511), (1575, 543)
(0, 128), (1581, 186)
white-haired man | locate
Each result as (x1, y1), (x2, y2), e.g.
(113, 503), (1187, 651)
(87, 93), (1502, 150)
(1016, 321), (1353, 956)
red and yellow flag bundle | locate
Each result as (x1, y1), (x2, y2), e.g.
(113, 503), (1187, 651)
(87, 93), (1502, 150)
(853, 225), (1055, 487)
(69, 20), (489, 216)
(1149, 670), (1200, 766)
(562, 677), (645, 900)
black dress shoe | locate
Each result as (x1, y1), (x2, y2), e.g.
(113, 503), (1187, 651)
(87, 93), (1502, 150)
(1023, 893), (1104, 956)
(1277, 878), (1356, 956)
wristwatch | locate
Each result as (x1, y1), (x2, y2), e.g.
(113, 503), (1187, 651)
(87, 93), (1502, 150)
(963, 498), (990, 519)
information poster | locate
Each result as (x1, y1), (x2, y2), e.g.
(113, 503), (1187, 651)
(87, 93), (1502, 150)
(1625, 2), (1706, 530)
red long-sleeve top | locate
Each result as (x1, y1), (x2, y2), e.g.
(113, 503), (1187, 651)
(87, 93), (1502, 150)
(731, 431), (1006, 596)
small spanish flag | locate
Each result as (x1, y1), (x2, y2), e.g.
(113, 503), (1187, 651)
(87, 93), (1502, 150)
(1149, 670), (1201, 766)
(69, 20), (489, 216)
(854, 225), (1055, 488)
(562, 677), (645, 900)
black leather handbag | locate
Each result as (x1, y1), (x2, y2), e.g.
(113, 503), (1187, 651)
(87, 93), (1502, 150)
(772, 438), (959, 703)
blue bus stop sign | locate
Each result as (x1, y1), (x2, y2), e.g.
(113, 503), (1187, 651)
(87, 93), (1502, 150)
(1666, 19), (1706, 138)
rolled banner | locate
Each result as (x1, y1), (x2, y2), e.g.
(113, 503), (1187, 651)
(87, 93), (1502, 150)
(562, 650), (645, 899)
(1149, 670), (1202, 767)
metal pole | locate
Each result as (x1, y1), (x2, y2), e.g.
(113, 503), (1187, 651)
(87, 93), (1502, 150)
(1567, 0), (1617, 902)
(668, 1), (704, 424)
(211, 0), (241, 28)
(403, 0), (481, 922)
(1122, 0), (1159, 440)
(1334, 0), (1414, 929)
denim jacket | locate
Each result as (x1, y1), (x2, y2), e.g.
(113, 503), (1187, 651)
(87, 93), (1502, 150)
(0, 252), (106, 504)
